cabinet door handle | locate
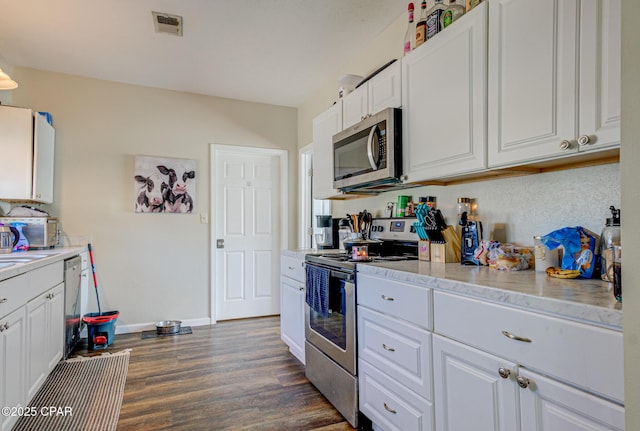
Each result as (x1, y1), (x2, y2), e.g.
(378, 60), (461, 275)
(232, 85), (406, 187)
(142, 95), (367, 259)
(501, 330), (532, 343)
(559, 139), (572, 150)
(381, 294), (394, 301)
(0, 298), (7, 304)
(578, 135), (592, 146)
(516, 375), (530, 389)
(382, 343), (396, 352)
(299, 287), (304, 291)
(288, 266), (294, 270)
(498, 367), (511, 379)
(383, 402), (397, 414)
(3, 323), (8, 330)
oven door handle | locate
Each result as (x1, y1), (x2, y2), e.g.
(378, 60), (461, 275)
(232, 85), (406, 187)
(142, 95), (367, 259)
(329, 270), (354, 282)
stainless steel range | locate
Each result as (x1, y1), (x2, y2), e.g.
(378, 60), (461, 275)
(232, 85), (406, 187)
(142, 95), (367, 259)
(304, 217), (418, 428)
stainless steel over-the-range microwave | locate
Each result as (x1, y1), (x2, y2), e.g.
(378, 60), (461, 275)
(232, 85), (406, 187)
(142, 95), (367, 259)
(332, 107), (402, 193)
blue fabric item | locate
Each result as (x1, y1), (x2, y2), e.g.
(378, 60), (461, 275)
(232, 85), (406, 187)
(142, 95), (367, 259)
(306, 265), (330, 317)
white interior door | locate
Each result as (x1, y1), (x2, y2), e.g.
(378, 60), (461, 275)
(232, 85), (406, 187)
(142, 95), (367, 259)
(212, 145), (284, 321)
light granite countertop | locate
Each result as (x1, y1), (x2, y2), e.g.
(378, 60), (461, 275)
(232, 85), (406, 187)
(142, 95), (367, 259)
(0, 247), (87, 282)
(357, 261), (622, 330)
(282, 248), (333, 260)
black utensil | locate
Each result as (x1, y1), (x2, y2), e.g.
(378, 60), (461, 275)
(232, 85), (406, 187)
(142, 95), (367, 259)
(424, 208), (446, 243)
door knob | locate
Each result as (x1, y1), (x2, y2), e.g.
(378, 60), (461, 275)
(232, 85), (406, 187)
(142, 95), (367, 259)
(216, 239), (225, 249)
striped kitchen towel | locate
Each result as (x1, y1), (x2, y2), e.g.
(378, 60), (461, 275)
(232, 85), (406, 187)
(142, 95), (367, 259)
(306, 265), (330, 317)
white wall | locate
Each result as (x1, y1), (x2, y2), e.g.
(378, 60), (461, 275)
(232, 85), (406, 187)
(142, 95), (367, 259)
(333, 163), (620, 245)
(621, 0), (639, 426)
(9, 67), (298, 328)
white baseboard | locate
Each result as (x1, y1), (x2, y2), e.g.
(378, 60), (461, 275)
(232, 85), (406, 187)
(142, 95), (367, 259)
(115, 317), (214, 334)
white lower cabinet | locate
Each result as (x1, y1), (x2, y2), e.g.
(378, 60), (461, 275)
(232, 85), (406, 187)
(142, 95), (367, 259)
(433, 335), (519, 431)
(0, 260), (65, 431)
(360, 360), (433, 431)
(280, 255), (305, 363)
(519, 368), (625, 431)
(433, 290), (625, 431)
(280, 276), (305, 363)
(357, 273), (434, 431)
(0, 306), (27, 431)
(357, 270), (625, 431)
(26, 283), (64, 402)
(434, 335), (624, 431)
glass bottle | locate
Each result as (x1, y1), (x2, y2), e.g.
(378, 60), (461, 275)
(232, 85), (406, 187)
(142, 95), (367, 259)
(456, 197), (471, 219)
(426, 0), (446, 41)
(403, 3), (415, 56)
(415, 1), (428, 48)
(441, 0), (465, 29)
(600, 206), (621, 281)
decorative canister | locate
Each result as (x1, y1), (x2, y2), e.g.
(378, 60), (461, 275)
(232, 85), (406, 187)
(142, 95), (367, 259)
(352, 245), (369, 261)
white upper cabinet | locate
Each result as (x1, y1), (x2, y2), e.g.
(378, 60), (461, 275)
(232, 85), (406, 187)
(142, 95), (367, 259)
(0, 106), (55, 203)
(343, 61), (402, 129)
(578, 0), (621, 151)
(488, 0), (621, 168)
(402, 2), (488, 183)
(312, 101), (342, 200)
(32, 112), (55, 203)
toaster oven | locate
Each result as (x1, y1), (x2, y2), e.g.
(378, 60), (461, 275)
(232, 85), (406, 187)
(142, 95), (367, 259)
(0, 217), (59, 248)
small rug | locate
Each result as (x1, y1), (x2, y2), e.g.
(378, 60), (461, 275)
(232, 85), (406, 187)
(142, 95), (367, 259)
(13, 349), (131, 431)
(141, 325), (192, 339)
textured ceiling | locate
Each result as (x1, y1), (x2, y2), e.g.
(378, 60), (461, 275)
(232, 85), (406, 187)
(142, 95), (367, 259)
(0, 0), (404, 107)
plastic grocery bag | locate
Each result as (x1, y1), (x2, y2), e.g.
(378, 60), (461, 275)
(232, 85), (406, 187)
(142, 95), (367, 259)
(541, 227), (598, 278)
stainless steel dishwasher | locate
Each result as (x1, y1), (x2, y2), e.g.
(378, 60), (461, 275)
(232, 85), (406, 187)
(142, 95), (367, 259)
(64, 255), (82, 358)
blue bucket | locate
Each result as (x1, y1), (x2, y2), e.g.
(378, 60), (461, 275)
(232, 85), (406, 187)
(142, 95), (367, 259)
(83, 311), (119, 350)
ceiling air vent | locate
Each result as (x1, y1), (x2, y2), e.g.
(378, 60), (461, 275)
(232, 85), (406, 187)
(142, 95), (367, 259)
(152, 11), (183, 36)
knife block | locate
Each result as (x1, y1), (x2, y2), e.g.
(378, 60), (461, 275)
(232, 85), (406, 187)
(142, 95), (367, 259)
(430, 226), (461, 263)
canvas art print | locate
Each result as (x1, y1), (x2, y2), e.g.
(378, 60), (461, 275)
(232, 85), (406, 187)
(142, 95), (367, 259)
(134, 156), (196, 213)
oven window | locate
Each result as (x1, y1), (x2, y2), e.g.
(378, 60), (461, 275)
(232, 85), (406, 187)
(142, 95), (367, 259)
(309, 278), (347, 350)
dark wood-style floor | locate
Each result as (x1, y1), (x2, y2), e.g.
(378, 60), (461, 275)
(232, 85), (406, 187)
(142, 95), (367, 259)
(73, 316), (356, 431)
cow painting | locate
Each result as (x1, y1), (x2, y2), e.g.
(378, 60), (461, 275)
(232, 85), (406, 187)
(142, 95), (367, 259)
(134, 156), (196, 214)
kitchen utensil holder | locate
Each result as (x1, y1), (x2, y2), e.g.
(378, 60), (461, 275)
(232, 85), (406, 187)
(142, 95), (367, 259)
(430, 226), (461, 263)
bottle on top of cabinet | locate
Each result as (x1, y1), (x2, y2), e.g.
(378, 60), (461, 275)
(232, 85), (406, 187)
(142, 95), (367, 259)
(426, 0), (446, 40)
(600, 206), (621, 281)
(415, 1), (428, 48)
(441, 0), (465, 29)
(465, 0), (482, 13)
(403, 2), (415, 55)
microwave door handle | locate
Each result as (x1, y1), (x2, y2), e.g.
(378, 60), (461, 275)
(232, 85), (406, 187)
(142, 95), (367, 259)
(366, 125), (379, 170)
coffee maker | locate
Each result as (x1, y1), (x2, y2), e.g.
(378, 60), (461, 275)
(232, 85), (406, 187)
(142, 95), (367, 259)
(315, 216), (342, 250)
(459, 211), (483, 265)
